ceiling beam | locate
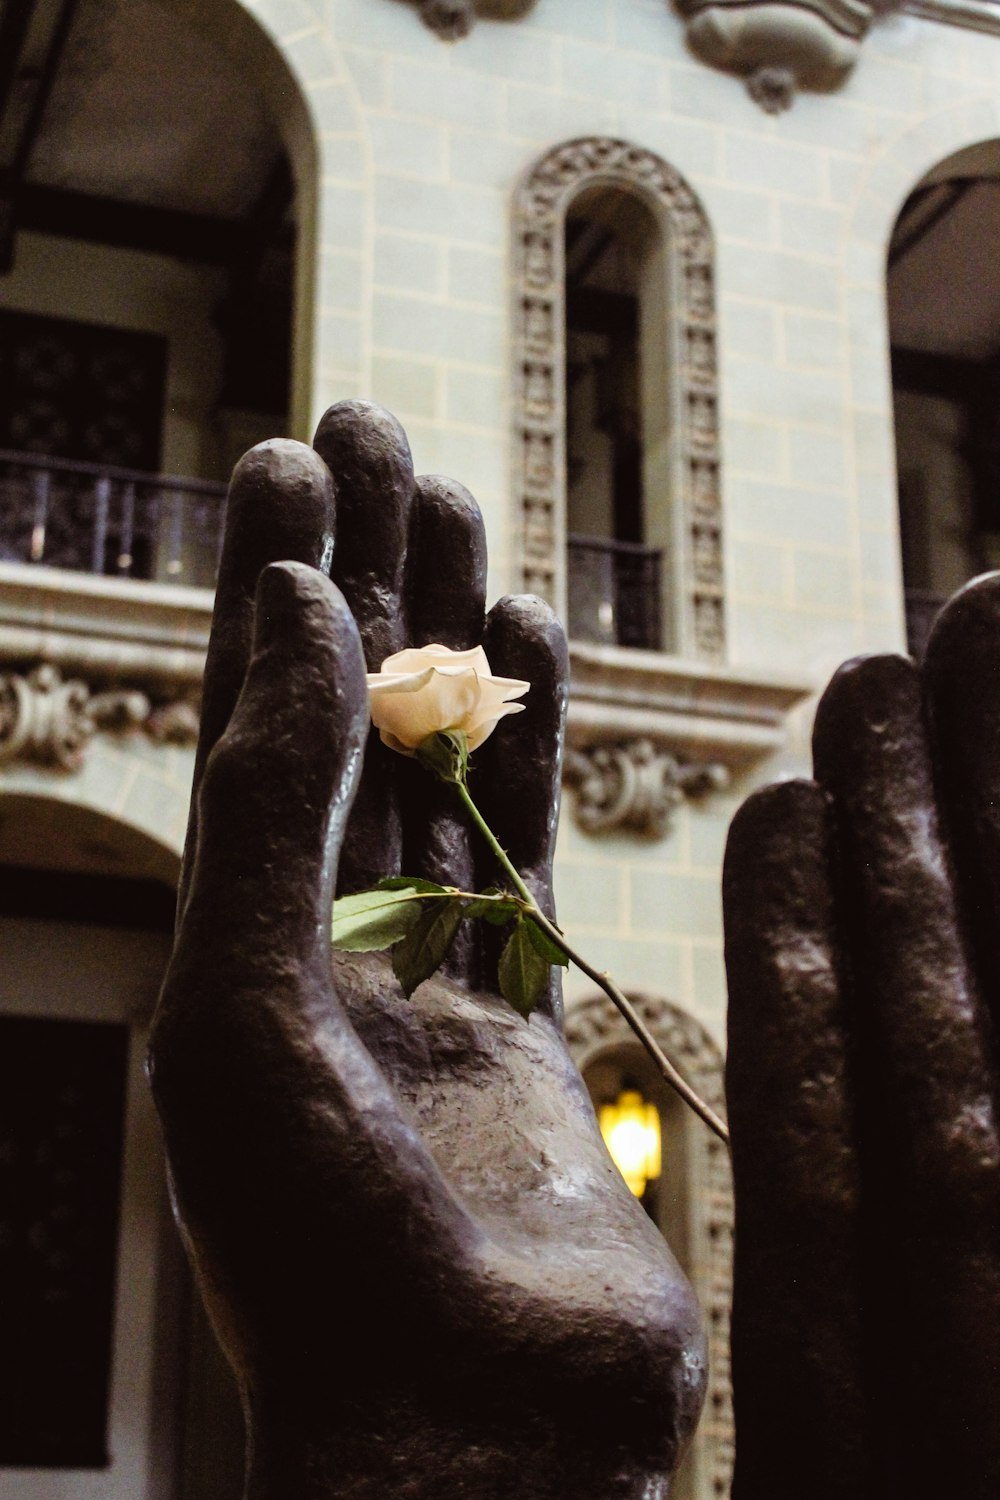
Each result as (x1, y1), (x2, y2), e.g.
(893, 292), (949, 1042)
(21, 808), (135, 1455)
(888, 178), (975, 270)
(891, 345), (988, 400)
(16, 182), (258, 263)
(0, 0), (82, 272)
(0, 0), (39, 120)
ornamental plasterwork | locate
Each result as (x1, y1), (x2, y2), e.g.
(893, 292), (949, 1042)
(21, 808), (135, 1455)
(564, 738), (729, 839)
(0, 664), (199, 772)
(677, 0), (874, 112)
(565, 991), (734, 1500)
(406, 0), (539, 39)
(512, 138), (725, 662)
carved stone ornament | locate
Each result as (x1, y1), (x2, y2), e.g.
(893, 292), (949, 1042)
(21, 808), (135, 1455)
(564, 738), (729, 838)
(408, 0), (539, 39)
(564, 991), (733, 1500)
(677, 0), (875, 111)
(0, 663), (199, 771)
(513, 139), (725, 660)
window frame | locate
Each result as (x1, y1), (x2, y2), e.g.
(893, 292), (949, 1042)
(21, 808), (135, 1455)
(512, 137), (725, 661)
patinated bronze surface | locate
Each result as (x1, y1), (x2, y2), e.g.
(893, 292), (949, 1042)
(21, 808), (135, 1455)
(724, 580), (1000, 1500)
(149, 402), (705, 1500)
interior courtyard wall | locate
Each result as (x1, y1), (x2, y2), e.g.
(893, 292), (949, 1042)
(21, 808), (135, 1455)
(7, 8), (1000, 1494)
(8, 0), (1000, 1052)
(232, 0), (996, 1048)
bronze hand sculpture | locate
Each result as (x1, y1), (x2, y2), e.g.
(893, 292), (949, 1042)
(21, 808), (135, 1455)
(724, 576), (1000, 1500)
(149, 402), (705, 1500)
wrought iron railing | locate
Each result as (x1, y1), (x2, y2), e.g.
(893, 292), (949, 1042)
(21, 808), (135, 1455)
(905, 587), (947, 661)
(0, 449), (227, 589)
(567, 534), (663, 651)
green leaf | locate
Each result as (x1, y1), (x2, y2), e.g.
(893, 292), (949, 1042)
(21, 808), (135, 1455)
(331, 886), (424, 952)
(498, 919), (551, 1018)
(375, 876), (451, 895)
(464, 889), (520, 926)
(525, 916), (570, 968)
(392, 896), (465, 998)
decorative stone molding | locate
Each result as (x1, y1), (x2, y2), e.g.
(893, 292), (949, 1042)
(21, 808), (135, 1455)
(408, 0), (538, 39)
(564, 738), (728, 838)
(0, 664), (199, 772)
(565, 992), (733, 1500)
(567, 640), (812, 768)
(905, 0), (1000, 34)
(0, 561), (212, 689)
(677, 0), (874, 111)
(512, 139), (725, 661)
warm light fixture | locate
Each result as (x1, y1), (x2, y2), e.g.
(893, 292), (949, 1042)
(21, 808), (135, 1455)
(599, 1088), (662, 1198)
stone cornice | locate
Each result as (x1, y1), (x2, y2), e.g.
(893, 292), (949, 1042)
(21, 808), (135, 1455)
(904, 0), (1000, 34)
(567, 641), (811, 768)
(0, 569), (811, 786)
(0, 562), (212, 688)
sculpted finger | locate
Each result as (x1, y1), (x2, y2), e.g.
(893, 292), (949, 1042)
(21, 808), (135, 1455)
(180, 439), (336, 911)
(313, 400), (416, 891)
(476, 595), (568, 1019)
(404, 475), (488, 648)
(724, 780), (868, 1500)
(924, 572), (1000, 1026)
(183, 562), (367, 939)
(154, 561), (481, 1293)
(400, 476), (488, 982)
(813, 653), (1000, 1496)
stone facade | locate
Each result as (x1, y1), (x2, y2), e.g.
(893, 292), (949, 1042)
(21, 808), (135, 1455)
(4, 2), (1000, 1495)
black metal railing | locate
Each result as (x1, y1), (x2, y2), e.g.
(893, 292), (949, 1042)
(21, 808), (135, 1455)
(905, 587), (947, 661)
(0, 449), (228, 589)
(567, 534), (663, 651)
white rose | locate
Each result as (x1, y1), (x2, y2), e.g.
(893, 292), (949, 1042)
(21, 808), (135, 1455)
(366, 643), (529, 755)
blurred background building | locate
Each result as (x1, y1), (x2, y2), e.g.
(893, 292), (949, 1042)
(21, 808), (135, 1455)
(2, 0), (998, 1494)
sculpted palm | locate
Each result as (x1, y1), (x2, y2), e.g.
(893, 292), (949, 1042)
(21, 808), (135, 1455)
(148, 402), (706, 1500)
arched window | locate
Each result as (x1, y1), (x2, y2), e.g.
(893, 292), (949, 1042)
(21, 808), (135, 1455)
(888, 139), (1000, 657)
(514, 139), (724, 660)
(565, 991), (733, 1500)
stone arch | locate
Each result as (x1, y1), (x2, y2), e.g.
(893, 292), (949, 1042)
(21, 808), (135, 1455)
(844, 96), (1000, 648)
(512, 138), (724, 660)
(849, 96), (1000, 274)
(0, 791), (184, 1494)
(161, 0), (371, 433)
(0, 780), (184, 885)
(565, 989), (733, 1499)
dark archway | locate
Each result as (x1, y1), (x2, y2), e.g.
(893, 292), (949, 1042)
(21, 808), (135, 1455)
(888, 139), (1000, 657)
(0, 0), (315, 586)
(0, 796), (244, 1500)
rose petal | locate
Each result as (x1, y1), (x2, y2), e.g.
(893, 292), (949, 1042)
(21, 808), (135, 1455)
(377, 643), (490, 677)
(465, 699), (527, 751)
(366, 645), (531, 757)
(369, 665), (483, 751)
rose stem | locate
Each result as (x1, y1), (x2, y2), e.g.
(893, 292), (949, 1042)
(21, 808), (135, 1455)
(454, 778), (731, 1149)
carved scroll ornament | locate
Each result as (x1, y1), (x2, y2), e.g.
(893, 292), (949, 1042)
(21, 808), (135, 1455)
(564, 738), (729, 838)
(407, 0), (538, 39)
(0, 664), (198, 772)
(677, 0), (875, 111)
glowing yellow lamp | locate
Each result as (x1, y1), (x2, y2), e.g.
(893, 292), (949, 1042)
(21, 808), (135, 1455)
(599, 1089), (662, 1198)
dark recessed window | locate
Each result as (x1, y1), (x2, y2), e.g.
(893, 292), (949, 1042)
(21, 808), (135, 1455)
(564, 185), (667, 653)
(0, 1015), (129, 1468)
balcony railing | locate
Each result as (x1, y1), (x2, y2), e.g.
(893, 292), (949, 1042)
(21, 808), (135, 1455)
(0, 449), (227, 590)
(567, 534), (663, 652)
